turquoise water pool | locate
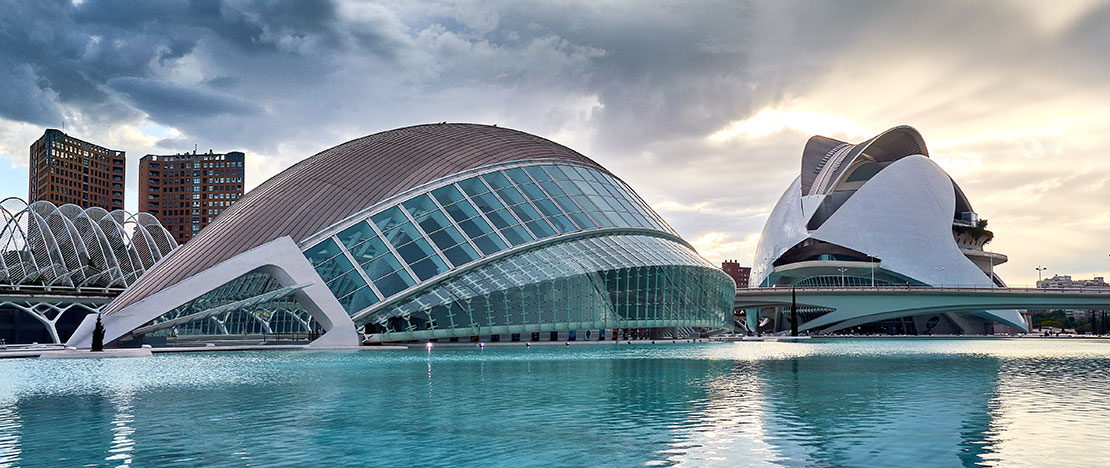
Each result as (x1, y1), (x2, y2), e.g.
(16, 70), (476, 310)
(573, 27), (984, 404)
(2, 339), (1109, 467)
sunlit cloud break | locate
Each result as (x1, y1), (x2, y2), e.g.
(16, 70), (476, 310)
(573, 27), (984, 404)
(708, 108), (873, 142)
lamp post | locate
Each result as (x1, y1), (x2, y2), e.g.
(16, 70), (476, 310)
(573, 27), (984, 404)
(1036, 266), (1048, 283)
(836, 267), (848, 287)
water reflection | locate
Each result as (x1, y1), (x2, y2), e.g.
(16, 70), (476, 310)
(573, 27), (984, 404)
(0, 403), (21, 468)
(0, 365), (22, 468)
(0, 340), (1107, 467)
(105, 391), (135, 467)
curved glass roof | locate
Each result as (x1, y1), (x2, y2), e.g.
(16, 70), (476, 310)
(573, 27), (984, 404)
(301, 161), (679, 318)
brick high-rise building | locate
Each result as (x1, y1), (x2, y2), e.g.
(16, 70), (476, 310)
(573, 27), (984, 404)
(139, 150), (245, 244)
(721, 260), (750, 288)
(29, 129), (125, 210)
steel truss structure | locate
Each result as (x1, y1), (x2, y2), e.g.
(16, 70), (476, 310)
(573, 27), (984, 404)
(0, 198), (177, 344)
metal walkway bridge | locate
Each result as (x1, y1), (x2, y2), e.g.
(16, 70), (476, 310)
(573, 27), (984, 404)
(735, 286), (1110, 333)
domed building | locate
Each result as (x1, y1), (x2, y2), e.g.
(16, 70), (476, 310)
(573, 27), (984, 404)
(749, 125), (1026, 334)
(69, 123), (734, 348)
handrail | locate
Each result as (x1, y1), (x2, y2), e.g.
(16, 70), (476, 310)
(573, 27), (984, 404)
(737, 285), (1110, 294)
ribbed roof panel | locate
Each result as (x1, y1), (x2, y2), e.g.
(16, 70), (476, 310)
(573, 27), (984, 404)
(107, 123), (604, 313)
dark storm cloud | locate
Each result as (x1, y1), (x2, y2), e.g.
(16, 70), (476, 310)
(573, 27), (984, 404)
(106, 77), (262, 118)
(0, 0), (346, 126)
(3, 0), (1110, 277)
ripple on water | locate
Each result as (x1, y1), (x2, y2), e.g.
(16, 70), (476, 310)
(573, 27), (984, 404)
(0, 339), (1109, 467)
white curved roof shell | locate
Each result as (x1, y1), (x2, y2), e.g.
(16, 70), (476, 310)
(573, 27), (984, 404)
(750, 125), (1024, 331)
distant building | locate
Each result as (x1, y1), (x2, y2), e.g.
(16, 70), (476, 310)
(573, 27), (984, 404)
(29, 129), (125, 210)
(139, 150), (245, 245)
(1036, 275), (1110, 289)
(1034, 275), (1110, 321)
(721, 260), (750, 288)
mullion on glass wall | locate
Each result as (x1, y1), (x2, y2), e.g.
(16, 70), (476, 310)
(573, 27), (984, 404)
(518, 165), (584, 233)
(488, 170), (558, 238)
(423, 190), (486, 264)
(335, 234), (385, 302)
(450, 181), (515, 251)
(476, 174), (540, 242)
(354, 233), (735, 340)
(395, 197), (452, 270)
(364, 217), (420, 292)
(529, 165), (592, 230)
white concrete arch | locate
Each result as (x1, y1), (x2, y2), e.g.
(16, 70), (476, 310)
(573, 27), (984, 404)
(67, 236), (357, 348)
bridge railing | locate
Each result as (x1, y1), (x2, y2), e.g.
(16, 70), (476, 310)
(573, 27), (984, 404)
(736, 285), (1110, 294)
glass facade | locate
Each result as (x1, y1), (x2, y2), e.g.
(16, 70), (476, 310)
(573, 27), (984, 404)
(360, 234), (734, 342)
(127, 162), (732, 345)
(792, 276), (897, 287)
(302, 163), (677, 317)
(136, 271), (322, 339)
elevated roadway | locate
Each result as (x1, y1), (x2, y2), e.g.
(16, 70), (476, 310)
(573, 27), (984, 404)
(735, 286), (1110, 333)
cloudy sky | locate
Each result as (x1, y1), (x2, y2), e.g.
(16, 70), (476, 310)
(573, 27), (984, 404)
(0, 0), (1107, 285)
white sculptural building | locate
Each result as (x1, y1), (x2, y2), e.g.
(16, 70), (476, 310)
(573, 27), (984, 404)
(749, 126), (1026, 334)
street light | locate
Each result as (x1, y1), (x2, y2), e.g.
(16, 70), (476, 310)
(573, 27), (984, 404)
(836, 267), (848, 287)
(1036, 266), (1048, 282)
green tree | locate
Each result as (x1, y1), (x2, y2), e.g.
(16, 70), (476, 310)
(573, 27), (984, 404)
(91, 314), (105, 352)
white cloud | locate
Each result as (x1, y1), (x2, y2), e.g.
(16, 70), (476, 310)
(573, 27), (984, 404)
(708, 108), (874, 142)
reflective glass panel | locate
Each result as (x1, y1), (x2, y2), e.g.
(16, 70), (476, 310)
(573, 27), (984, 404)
(501, 225), (533, 246)
(431, 184), (466, 206)
(337, 222), (375, 248)
(375, 270), (415, 297)
(470, 192), (504, 213)
(410, 255), (449, 281)
(485, 209), (516, 229)
(537, 179), (565, 197)
(543, 165), (569, 180)
(338, 287), (379, 314)
(457, 217), (495, 238)
(362, 252), (404, 279)
(428, 226), (467, 250)
(547, 215), (577, 233)
(504, 167), (532, 185)
(326, 269), (368, 299)
(443, 243), (480, 266)
(347, 237), (389, 264)
(495, 186), (527, 205)
(416, 210), (452, 234)
(316, 254), (354, 283)
(371, 206), (407, 232)
(402, 194), (438, 218)
(509, 203), (541, 222)
(534, 198), (561, 217)
(395, 238), (437, 264)
(568, 212), (596, 229)
(443, 200), (479, 222)
(518, 183), (547, 202)
(473, 233), (507, 255)
(457, 177), (489, 197)
(525, 220), (556, 238)
(382, 222), (420, 247)
(481, 171), (512, 189)
(524, 165), (551, 181)
(303, 238), (342, 266)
